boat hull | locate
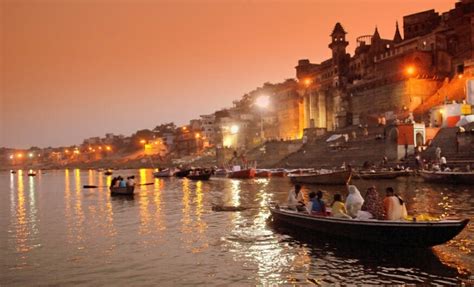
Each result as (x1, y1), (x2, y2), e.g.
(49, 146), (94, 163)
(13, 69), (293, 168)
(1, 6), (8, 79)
(228, 168), (256, 179)
(153, 170), (173, 177)
(355, 170), (410, 180)
(269, 207), (468, 247)
(110, 186), (135, 196)
(289, 170), (351, 185)
(186, 173), (212, 180)
(420, 170), (474, 185)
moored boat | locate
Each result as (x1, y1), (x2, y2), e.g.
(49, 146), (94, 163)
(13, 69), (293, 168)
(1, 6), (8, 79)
(153, 168), (174, 177)
(214, 169), (229, 177)
(186, 173), (212, 181)
(104, 169), (113, 176)
(174, 169), (191, 178)
(110, 186), (135, 196)
(268, 206), (469, 247)
(27, 171), (37, 176)
(289, 170), (351, 185)
(10, 170), (17, 174)
(271, 169), (287, 177)
(420, 170), (474, 185)
(355, 170), (410, 180)
(255, 169), (272, 178)
(228, 168), (256, 179)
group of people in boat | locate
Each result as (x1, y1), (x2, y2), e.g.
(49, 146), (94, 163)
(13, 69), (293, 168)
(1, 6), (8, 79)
(288, 184), (407, 220)
(110, 176), (136, 188)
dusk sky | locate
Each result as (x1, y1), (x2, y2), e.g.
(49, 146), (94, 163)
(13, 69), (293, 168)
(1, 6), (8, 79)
(1, 0), (455, 148)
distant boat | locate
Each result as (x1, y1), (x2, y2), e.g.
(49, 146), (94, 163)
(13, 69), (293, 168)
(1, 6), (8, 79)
(214, 169), (229, 177)
(186, 172), (212, 181)
(153, 168), (174, 178)
(27, 171), (37, 177)
(104, 170), (113, 176)
(10, 170), (17, 174)
(420, 170), (474, 185)
(110, 186), (134, 196)
(174, 169), (191, 178)
(355, 170), (410, 180)
(271, 169), (287, 177)
(268, 206), (469, 247)
(255, 169), (272, 178)
(228, 168), (256, 179)
(289, 170), (351, 185)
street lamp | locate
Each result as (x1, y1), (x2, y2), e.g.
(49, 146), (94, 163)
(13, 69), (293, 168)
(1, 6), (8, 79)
(256, 95), (270, 141)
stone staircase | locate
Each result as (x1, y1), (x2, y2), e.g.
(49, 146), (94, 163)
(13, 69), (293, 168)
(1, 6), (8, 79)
(278, 126), (389, 169)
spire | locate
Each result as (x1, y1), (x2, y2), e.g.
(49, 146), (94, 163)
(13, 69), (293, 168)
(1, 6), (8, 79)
(331, 22), (347, 36)
(393, 21), (403, 43)
(372, 26), (381, 42)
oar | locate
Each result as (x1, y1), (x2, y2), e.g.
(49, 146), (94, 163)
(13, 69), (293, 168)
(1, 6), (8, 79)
(83, 182), (154, 188)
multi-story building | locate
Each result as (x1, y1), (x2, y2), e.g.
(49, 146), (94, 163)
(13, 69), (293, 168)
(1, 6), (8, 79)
(296, 0), (474, 131)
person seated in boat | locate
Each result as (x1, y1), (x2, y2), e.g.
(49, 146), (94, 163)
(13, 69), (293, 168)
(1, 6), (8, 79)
(111, 177), (119, 188)
(383, 187), (408, 220)
(361, 186), (385, 220)
(331, 194), (351, 219)
(440, 156), (447, 170)
(345, 185), (364, 218)
(126, 176), (136, 187)
(118, 176), (126, 188)
(310, 190), (326, 216)
(287, 184), (305, 212)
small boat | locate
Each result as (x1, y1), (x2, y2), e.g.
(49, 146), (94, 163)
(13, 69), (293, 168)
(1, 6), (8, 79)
(228, 168), (256, 179)
(271, 169), (287, 177)
(289, 170), (351, 185)
(110, 186), (134, 196)
(186, 173), (212, 181)
(104, 170), (113, 176)
(153, 168), (174, 178)
(355, 170), (410, 180)
(420, 170), (474, 185)
(27, 171), (37, 177)
(268, 206), (469, 247)
(255, 169), (272, 178)
(174, 169), (191, 178)
(214, 169), (229, 177)
(10, 170), (17, 174)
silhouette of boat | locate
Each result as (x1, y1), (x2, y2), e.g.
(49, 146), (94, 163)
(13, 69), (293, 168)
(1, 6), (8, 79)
(110, 186), (134, 196)
(289, 170), (351, 185)
(420, 170), (474, 184)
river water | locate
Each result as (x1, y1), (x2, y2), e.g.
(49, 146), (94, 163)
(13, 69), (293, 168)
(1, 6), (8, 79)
(0, 169), (473, 286)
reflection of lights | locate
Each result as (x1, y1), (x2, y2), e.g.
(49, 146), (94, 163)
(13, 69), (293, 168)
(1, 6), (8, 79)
(230, 125), (239, 134)
(256, 95), (270, 108)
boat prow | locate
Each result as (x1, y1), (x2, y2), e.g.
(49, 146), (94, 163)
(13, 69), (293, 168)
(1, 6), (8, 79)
(268, 206), (468, 248)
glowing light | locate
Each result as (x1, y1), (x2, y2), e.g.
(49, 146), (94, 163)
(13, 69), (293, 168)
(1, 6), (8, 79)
(230, 125), (239, 134)
(406, 65), (416, 76)
(195, 133), (201, 139)
(303, 78), (312, 87)
(182, 126), (187, 131)
(140, 139), (146, 144)
(17, 153), (23, 158)
(9, 155), (14, 159)
(458, 74), (463, 79)
(256, 95), (270, 108)
(88, 147), (92, 151)
(98, 146), (102, 150)
(105, 146), (111, 151)
(28, 153), (33, 158)
(65, 149), (70, 154)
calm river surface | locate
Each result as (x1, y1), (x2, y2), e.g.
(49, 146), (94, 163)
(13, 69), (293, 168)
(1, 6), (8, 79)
(1, 169), (473, 286)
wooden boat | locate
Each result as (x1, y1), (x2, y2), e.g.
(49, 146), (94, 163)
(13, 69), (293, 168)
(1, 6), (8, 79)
(271, 169), (287, 177)
(10, 170), (17, 174)
(186, 173), (212, 181)
(420, 170), (474, 185)
(268, 206), (469, 247)
(255, 170), (272, 178)
(355, 170), (410, 180)
(153, 168), (174, 177)
(289, 170), (351, 185)
(228, 168), (256, 179)
(104, 170), (113, 176)
(27, 171), (37, 176)
(174, 169), (191, 178)
(214, 169), (229, 177)
(110, 186), (135, 196)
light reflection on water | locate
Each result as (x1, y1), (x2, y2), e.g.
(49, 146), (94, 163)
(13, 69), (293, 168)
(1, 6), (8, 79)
(0, 169), (472, 285)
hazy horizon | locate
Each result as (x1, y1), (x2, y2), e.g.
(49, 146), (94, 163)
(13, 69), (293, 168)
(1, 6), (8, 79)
(1, 0), (455, 149)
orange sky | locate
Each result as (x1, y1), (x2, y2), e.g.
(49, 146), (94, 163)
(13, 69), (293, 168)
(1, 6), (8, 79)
(1, 0), (456, 148)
